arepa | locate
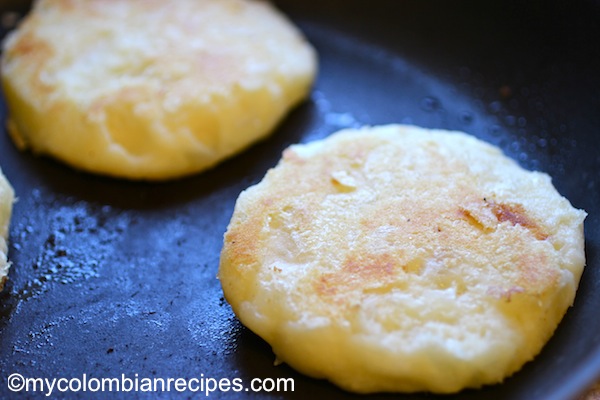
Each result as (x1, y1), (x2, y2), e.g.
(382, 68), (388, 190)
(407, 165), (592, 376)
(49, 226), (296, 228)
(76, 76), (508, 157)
(219, 124), (587, 393)
(1, 0), (316, 180)
(0, 168), (14, 292)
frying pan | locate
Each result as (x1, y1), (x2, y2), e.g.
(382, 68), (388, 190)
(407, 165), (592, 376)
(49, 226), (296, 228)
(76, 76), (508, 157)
(1, 0), (599, 399)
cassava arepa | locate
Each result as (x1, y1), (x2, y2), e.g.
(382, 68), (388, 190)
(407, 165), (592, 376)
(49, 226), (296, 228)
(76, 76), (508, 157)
(219, 124), (587, 393)
(0, 168), (14, 292)
(1, 0), (316, 180)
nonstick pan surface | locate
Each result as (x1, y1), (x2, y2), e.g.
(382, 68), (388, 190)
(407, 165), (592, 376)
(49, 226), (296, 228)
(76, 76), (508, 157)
(0, 1), (599, 399)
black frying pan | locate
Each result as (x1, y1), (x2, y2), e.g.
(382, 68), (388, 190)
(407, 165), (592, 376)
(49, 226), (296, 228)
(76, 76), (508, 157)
(1, 1), (599, 399)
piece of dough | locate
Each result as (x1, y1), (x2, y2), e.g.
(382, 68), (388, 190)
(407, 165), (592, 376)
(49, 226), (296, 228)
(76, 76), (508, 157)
(219, 124), (587, 393)
(0, 168), (14, 292)
(1, 0), (317, 180)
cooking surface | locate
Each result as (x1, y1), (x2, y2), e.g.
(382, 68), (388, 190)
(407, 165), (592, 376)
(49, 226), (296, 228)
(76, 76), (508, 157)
(1, 1), (599, 399)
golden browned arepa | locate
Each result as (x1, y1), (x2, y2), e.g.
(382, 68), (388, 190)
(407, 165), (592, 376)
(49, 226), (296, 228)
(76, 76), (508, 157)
(1, 0), (316, 180)
(219, 125), (587, 394)
(0, 168), (14, 292)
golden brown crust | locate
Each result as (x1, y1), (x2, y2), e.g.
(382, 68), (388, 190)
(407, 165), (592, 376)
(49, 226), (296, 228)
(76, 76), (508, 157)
(219, 125), (587, 393)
